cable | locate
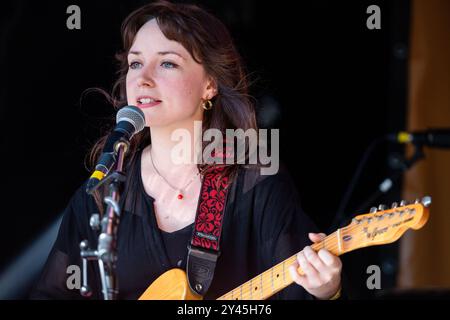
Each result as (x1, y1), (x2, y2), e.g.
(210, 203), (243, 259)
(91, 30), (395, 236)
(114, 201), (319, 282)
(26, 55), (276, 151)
(330, 136), (386, 231)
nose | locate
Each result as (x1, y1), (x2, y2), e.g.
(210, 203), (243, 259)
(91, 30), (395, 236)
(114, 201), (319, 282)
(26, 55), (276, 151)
(138, 76), (155, 88)
(137, 68), (156, 88)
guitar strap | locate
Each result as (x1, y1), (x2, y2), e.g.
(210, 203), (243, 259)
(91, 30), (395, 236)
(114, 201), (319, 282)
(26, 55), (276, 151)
(187, 166), (231, 297)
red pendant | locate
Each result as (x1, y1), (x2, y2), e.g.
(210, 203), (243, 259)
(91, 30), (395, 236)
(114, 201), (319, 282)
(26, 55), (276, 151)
(177, 194), (183, 200)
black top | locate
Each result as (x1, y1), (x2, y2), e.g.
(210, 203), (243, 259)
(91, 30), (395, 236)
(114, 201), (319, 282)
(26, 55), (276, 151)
(160, 224), (193, 270)
(30, 149), (319, 300)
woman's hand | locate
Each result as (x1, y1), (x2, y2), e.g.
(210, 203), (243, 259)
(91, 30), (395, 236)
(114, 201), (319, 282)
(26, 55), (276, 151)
(288, 232), (342, 299)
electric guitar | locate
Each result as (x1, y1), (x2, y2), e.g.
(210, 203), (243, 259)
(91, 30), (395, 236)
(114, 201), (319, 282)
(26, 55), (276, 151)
(139, 197), (431, 300)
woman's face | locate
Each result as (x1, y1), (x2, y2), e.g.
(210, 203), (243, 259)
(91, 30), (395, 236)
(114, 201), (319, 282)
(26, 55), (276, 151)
(126, 19), (215, 128)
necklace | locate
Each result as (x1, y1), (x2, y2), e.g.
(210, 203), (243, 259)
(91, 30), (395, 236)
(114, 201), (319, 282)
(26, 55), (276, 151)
(150, 150), (200, 200)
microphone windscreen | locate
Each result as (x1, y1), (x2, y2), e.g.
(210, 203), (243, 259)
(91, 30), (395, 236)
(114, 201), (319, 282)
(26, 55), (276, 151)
(116, 105), (146, 133)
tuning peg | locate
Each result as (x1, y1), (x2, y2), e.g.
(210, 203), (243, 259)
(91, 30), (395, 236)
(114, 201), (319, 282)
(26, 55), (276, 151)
(400, 200), (407, 206)
(378, 204), (387, 211)
(391, 202), (398, 209)
(421, 196), (432, 207)
(370, 207), (377, 213)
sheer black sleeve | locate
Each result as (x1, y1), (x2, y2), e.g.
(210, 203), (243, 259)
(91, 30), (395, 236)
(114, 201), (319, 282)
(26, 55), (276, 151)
(29, 183), (102, 300)
(250, 167), (320, 300)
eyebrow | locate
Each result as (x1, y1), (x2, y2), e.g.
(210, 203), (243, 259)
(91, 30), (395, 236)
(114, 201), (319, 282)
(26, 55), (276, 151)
(128, 50), (185, 60)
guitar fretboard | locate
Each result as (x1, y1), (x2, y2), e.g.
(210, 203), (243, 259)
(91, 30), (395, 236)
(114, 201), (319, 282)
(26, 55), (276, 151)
(217, 230), (342, 300)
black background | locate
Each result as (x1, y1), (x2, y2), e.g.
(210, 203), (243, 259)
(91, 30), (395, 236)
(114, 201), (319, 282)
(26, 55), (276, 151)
(0, 0), (410, 298)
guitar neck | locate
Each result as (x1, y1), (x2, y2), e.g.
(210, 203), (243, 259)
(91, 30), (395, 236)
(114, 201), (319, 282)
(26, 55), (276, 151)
(216, 200), (430, 300)
(217, 230), (343, 300)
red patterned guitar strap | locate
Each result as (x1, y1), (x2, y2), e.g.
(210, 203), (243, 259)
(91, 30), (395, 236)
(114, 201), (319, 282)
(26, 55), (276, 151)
(187, 166), (230, 297)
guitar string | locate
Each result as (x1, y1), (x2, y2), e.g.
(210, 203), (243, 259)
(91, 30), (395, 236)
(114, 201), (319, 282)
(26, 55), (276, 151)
(217, 233), (339, 300)
(220, 214), (410, 300)
(218, 231), (343, 300)
(220, 213), (418, 300)
(217, 207), (420, 300)
(218, 228), (362, 300)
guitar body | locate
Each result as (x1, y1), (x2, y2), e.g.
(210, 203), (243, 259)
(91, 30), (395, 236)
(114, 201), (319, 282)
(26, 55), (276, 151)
(139, 268), (202, 300)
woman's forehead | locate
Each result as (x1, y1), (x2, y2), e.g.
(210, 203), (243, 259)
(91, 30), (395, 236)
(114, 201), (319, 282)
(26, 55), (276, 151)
(131, 19), (189, 57)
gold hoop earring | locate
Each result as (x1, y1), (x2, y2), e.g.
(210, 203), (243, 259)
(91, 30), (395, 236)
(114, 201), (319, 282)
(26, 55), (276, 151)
(202, 100), (213, 110)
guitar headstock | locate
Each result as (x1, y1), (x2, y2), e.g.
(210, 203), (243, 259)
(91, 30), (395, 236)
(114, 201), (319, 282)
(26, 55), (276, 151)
(340, 196), (431, 253)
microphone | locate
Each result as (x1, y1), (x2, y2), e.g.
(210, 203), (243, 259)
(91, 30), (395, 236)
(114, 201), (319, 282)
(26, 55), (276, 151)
(86, 105), (146, 193)
(387, 129), (450, 148)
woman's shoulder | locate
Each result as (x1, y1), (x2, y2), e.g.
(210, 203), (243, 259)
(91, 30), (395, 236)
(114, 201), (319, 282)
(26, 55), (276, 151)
(64, 180), (98, 217)
(238, 162), (297, 195)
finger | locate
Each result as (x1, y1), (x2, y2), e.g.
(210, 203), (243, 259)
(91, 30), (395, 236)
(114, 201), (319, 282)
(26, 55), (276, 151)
(288, 262), (308, 287)
(308, 232), (327, 243)
(303, 246), (328, 274)
(318, 249), (343, 270)
(297, 250), (320, 279)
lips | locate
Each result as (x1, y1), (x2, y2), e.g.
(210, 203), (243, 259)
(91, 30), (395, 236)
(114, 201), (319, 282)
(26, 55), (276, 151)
(136, 95), (162, 108)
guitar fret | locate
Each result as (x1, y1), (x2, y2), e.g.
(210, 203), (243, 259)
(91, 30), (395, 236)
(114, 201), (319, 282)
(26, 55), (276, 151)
(260, 274), (263, 299)
(214, 202), (429, 301)
(273, 265), (279, 292)
(271, 266), (274, 292)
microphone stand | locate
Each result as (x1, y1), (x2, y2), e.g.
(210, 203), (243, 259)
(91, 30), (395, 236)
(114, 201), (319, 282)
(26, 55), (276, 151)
(351, 143), (424, 219)
(79, 138), (129, 300)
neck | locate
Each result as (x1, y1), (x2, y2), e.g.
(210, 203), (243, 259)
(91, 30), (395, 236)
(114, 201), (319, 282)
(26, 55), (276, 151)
(146, 120), (202, 175)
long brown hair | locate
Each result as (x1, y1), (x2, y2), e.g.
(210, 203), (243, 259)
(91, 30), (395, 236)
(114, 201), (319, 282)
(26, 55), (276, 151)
(88, 1), (258, 208)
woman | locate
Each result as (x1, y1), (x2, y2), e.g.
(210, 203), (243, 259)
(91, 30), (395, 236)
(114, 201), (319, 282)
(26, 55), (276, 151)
(31, 1), (342, 300)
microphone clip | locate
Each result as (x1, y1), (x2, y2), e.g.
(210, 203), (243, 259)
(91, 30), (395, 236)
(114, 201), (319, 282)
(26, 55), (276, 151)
(86, 139), (130, 195)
